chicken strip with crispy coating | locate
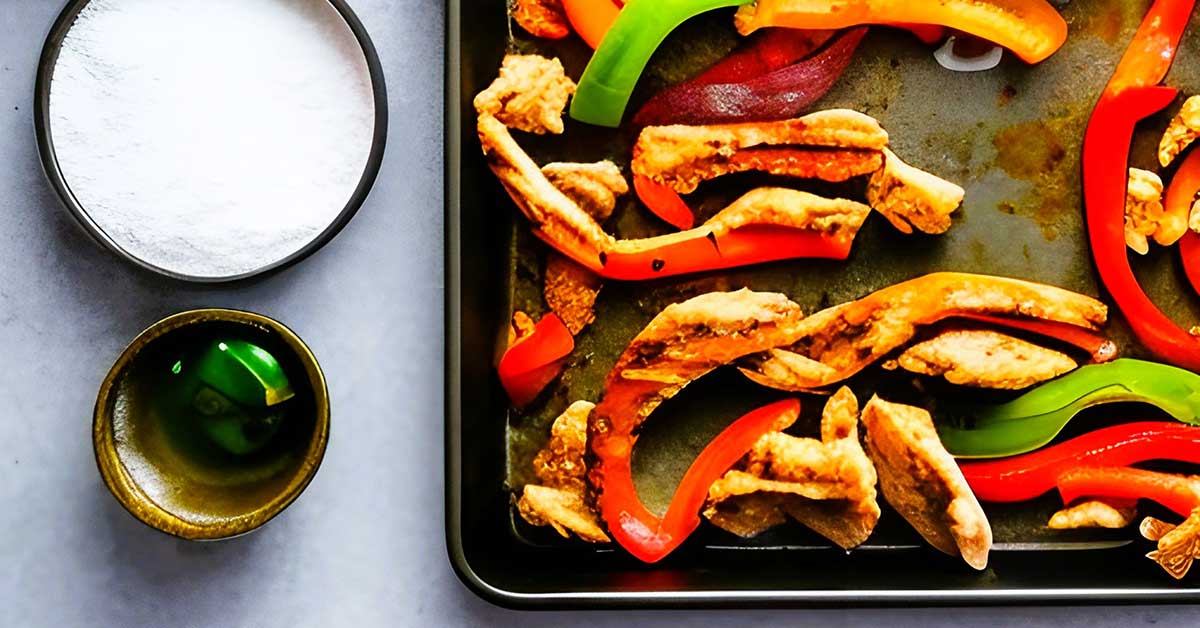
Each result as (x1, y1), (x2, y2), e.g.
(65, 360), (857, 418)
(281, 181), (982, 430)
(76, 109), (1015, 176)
(1159, 95), (1200, 167)
(889, 329), (1077, 390)
(740, 273), (1108, 392)
(862, 396), (992, 570)
(1124, 167), (1184, 255)
(517, 401), (610, 543)
(631, 111), (889, 194)
(867, 149), (965, 235)
(704, 387), (880, 549)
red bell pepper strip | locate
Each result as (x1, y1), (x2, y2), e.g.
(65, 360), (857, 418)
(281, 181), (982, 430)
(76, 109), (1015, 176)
(684, 28), (835, 86)
(633, 175), (695, 230)
(1083, 0), (1200, 371)
(497, 313), (575, 406)
(959, 422), (1200, 503)
(1168, 150), (1200, 296)
(1058, 466), (1200, 519)
(633, 28), (865, 127)
(948, 313), (1118, 363)
(738, 0), (1067, 64)
(594, 398), (800, 563)
(562, 0), (621, 49)
(534, 225), (855, 282)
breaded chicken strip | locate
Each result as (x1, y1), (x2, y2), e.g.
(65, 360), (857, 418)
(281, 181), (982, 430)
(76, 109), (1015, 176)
(632, 111), (889, 194)
(890, 329), (1077, 389)
(862, 396), (992, 570)
(704, 387), (880, 549)
(740, 273), (1108, 392)
(517, 401), (610, 542)
(474, 54), (575, 134)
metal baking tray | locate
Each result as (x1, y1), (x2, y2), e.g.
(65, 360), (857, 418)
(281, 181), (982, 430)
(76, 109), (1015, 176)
(446, 0), (1200, 607)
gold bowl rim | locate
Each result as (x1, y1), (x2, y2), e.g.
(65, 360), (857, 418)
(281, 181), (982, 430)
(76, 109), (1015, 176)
(93, 308), (331, 540)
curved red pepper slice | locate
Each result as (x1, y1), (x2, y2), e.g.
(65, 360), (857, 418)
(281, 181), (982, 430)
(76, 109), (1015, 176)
(686, 28), (835, 86)
(497, 313), (575, 406)
(596, 398), (800, 563)
(633, 175), (695, 230)
(1058, 466), (1200, 519)
(1083, 0), (1198, 370)
(1167, 149), (1200, 296)
(960, 422), (1200, 503)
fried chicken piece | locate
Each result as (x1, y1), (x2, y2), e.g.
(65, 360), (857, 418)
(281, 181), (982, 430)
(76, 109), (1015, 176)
(632, 110), (889, 194)
(1048, 500), (1137, 530)
(892, 329), (1077, 390)
(544, 254), (602, 334)
(512, 0), (571, 40)
(517, 401), (610, 542)
(474, 54), (576, 134)
(1142, 509), (1200, 580)
(590, 289), (805, 446)
(1124, 168), (1184, 255)
(538, 161), (627, 335)
(867, 149), (965, 234)
(861, 396), (992, 570)
(704, 387), (880, 549)
(740, 273), (1108, 392)
(542, 161), (629, 222)
(1159, 95), (1200, 167)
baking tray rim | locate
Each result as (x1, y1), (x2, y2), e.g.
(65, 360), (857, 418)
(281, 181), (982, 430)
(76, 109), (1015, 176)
(442, 0), (1200, 609)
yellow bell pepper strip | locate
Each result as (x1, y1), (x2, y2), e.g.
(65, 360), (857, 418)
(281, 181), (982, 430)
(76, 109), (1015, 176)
(1083, 0), (1200, 371)
(735, 0), (1067, 64)
(939, 359), (1200, 459)
(570, 0), (756, 127)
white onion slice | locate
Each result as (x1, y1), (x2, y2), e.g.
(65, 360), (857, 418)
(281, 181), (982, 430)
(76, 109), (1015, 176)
(934, 36), (1004, 72)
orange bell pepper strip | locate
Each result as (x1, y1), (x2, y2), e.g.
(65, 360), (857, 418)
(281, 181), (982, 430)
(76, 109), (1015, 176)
(737, 0), (1067, 63)
(562, 0), (621, 49)
(633, 175), (695, 230)
(497, 313), (575, 406)
(594, 398), (801, 563)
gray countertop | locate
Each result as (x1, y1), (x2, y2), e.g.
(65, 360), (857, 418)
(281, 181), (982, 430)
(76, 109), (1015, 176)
(0, 1), (1197, 625)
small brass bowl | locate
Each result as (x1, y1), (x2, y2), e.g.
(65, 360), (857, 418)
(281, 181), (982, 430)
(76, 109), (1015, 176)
(94, 309), (330, 540)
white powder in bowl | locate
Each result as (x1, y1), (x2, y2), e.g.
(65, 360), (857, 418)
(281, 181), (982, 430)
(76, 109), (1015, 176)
(49, 0), (377, 280)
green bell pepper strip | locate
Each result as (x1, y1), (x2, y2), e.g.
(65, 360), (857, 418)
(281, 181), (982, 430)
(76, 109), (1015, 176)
(570, 0), (754, 128)
(938, 359), (1200, 459)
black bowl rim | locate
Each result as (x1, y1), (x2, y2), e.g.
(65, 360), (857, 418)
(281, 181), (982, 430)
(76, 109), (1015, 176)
(33, 0), (390, 283)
